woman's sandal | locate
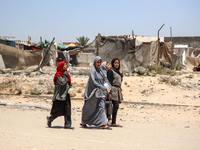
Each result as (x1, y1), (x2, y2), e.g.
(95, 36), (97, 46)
(111, 124), (123, 127)
(102, 125), (112, 130)
(80, 123), (87, 128)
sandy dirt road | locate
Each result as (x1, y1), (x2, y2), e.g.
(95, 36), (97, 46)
(0, 101), (200, 150)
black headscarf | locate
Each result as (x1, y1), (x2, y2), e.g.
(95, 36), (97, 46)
(111, 58), (121, 75)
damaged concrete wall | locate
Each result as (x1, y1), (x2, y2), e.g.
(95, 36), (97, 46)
(164, 37), (200, 48)
(77, 52), (95, 65)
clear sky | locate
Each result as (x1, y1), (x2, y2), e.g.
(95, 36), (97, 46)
(0, 0), (200, 43)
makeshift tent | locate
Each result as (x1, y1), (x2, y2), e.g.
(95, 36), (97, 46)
(150, 41), (174, 67)
(0, 43), (41, 70)
(96, 34), (174, 73)
(186, 56), (200, 66)
(185, 48), (200, 71)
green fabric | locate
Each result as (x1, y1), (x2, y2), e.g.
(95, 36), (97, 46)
(40, 40), (70, 50)
(57, 44), (69, 49)
(40, 43), (46, 49)
(45, 40), (51, 44)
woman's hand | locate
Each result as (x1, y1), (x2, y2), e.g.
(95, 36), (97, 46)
(108, 91), (111, 99)
(119, 70), (123, 74)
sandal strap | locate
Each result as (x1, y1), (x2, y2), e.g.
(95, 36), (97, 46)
(102, 126), (112, 130)
(111, 124), (123, 127)
(80, 123), (87, 128)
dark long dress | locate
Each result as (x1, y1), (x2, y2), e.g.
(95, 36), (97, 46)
(50, 93), (71, 116)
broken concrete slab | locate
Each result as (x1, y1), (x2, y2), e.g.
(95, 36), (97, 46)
(0, 54), (5, 69)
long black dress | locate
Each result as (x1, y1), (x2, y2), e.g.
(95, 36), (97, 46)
(48, 73), (72, 128)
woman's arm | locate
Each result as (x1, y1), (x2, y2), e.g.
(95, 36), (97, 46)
(107, 69), (114, 85)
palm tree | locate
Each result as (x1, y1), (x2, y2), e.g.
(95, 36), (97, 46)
(76, 36), (90, 46)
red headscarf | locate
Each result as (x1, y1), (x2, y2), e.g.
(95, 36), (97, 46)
(53, 61), (71, 85)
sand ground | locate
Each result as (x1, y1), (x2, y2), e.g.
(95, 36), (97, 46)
(0, 66), (200, 150)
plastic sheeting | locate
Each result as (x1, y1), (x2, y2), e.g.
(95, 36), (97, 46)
(96, 34), (174, 73)
(0, 43), (41, 69)
(150, 41), (174, 67)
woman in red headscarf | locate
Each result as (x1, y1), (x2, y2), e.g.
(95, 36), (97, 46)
(47, 61), (74, 129)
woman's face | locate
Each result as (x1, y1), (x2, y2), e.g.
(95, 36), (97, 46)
(113, 60), (119, 69)
(95, 59), (102, 68)
(106, 62), (110, 71)
(63, 63), (68, 71)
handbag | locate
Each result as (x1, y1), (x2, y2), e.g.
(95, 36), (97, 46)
(106, 98), (113, 115)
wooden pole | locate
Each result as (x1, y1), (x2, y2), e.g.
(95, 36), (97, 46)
(132, 30), (134, 38)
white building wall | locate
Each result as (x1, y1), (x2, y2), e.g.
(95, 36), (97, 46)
(135, 35), (164, 46)
(77, 52), (95, 66)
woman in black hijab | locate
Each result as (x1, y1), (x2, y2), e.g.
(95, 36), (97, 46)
(107, 58), (123, 127)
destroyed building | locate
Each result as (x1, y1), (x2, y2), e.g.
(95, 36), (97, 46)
(165, 36), (200, 70)
(0, 36), (94, 70)
(1, 33), (199, 72)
